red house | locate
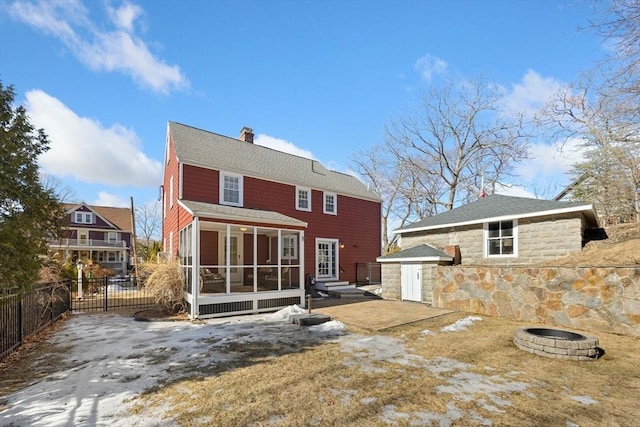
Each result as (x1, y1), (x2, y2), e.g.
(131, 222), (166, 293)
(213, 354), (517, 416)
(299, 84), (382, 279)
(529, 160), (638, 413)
(161, 122), (382, 319)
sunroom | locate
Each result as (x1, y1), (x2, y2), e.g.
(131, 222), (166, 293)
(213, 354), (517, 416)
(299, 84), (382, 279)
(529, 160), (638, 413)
(177, 200), (307, 319)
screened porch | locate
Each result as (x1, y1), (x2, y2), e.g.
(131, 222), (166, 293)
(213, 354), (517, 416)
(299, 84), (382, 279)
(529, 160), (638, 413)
(178, 216), (306, 319)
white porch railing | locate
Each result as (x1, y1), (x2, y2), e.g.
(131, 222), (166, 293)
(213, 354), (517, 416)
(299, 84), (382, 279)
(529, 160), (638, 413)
(49, 238), (128, 248)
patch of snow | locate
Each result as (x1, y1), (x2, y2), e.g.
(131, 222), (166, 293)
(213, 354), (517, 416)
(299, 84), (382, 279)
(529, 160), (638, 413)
(266, 304), (307, 321)
(420, 329), (435, 336)
(0, 305), (532, 426)
(570, 395), (599, 405)
(308, 319), (347, 335)
(441, 316), (483, 332)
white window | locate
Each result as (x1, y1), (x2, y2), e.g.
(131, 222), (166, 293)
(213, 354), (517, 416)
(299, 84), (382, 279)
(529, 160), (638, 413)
(107, 232), (118, 244)
(281, 235), (298, 259)
(485, 220), (517, 257)
(296, 187), (311, 211)
(169, 176), (174, 208)
(323, 192), (337, 215)
(108, 252), (116, 262)
(220, 173), (243, 206)
(74, 212), (93, 223)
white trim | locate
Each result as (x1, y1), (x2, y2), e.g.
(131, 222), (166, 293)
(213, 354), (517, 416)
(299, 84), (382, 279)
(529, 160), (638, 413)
(377, 256), (452, 263)
(169, 175), (174, 208)
(191, 218), (199, 319)
(179, 162), (184, 199)
(219, 171), (244, 207)
(394, 204), (595, 235)
(295, 186), (312, 212)
(323, 192), (337, 215)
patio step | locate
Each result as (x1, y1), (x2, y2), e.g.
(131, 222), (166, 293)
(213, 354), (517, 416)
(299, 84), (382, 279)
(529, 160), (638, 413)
(288, 313), (331, 326)
(314, 281), (353, 291)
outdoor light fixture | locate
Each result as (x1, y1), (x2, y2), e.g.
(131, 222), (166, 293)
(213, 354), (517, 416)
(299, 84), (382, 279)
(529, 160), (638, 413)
(339, 241), (345, 249)
(240, 227), (248, 231)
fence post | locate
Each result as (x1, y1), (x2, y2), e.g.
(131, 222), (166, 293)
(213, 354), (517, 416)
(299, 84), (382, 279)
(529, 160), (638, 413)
(102, 277), (107, 311)
(18, 296), (24, 350)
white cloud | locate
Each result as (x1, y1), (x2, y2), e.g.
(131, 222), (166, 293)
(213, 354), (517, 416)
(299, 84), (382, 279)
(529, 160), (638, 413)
(93, 192), (130, 207)
(254, 134), (316, 159)
(494, 184), (538, 199)
(107, 1), (143, 32)
(501, 70), (564, 118)
(8, 0), (188, 94)
(25, 90), (162, 187)
(515, 137), (586, 181)
(415, 54), (448, 81)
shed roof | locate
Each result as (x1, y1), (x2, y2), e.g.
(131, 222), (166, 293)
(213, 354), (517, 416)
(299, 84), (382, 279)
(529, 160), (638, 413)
(168, 121), (380, 202)
(395, 194), (599, 234)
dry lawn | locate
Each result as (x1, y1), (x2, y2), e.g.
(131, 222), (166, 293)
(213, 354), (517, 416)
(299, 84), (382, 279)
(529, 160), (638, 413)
(542, 222), (640, 267)
(128, 312), (639, 426)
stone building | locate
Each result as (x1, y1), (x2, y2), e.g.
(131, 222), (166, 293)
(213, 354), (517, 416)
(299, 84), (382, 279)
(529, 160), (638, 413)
(378, 194), (600, 303)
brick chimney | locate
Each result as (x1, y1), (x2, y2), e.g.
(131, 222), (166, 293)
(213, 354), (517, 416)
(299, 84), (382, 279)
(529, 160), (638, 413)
(444, 245), (461, 265)
(239, 127), (254, 143)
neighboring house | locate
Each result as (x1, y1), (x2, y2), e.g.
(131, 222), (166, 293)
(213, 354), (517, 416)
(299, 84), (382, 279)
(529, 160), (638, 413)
(162, 122), (382, 319)
(378, 194), (600, 302)
(49, 203), (133, 275)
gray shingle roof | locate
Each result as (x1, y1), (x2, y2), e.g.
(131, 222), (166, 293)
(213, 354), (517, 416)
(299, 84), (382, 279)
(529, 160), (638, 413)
(395, 194), (598, 234)
(377, 244), (453, 261)
(169, 121), (380, 202)
(180, 200), (307, 228)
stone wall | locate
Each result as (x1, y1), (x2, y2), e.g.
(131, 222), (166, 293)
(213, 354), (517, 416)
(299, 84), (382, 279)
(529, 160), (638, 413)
(432, 266), (640, 336)
(400, 214), (586, 265)
(381, 263), (401, 301)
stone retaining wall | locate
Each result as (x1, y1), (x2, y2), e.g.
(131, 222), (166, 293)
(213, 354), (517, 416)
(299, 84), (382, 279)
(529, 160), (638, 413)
(432, 266), (640, 336)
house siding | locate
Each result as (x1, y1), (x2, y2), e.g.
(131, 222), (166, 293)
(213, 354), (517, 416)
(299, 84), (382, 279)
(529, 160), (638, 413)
(178, 164), (382, 283)
(162, 134), (183, 257)
(182, 165), (218, 204)
(401, 213), (585, 265)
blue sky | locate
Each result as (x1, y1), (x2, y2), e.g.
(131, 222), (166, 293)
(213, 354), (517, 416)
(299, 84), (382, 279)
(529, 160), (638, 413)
(0, 0), (605, 210)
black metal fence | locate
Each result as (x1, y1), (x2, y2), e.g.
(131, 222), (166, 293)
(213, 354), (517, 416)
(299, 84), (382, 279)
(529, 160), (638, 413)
(356, 262), (382, 285)
(1, 282), (71, 361)
(70, 276), (156, 312)
(1, 276), (157, 361)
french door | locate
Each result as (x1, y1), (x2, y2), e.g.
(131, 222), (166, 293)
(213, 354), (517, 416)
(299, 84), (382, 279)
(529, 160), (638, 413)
(316, 239), (338, 280)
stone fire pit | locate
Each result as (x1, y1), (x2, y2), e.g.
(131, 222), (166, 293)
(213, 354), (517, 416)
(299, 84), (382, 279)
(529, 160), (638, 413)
(513, 327), (604, 361)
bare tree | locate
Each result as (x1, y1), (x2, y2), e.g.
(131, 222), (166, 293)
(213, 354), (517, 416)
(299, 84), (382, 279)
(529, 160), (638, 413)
(135, 200), (161, 260)
(589, 0), (640, 114)
(351, 79), (530, 251)
(538, 75), (640, 222)
(351, 145), (413, 253)
(385, 78), (529, 213)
